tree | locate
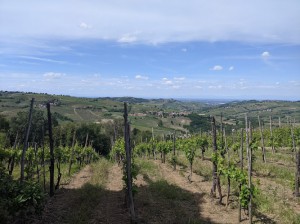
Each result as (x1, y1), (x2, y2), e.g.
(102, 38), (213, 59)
(0, 114), (9, 131)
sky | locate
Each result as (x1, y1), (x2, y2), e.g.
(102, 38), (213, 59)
(0, 0), (300, 100)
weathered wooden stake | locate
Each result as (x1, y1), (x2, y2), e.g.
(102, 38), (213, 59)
(41, 126), (46, 192)
(68, 130), (76, 176)
(9, 132), (18, 175)
(291, 121), (300, 197)
(20, 98), (34, 183)
(47, 102), (55, 197)
(270, 116), (275, 153)
(220, 113), (224, 154)
(258, 115), (266, 163)
(124, 102), (136, 222)
(279, 117), (281, 127)
(245, 114), (252, 223)
(238, 128), (244, 222)
(224, 129), (231, 208)
(210, 116), (222, 204)
(173, 130), (176, 170)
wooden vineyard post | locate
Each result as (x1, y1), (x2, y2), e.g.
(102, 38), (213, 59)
(47, 102), (55, 197)
(20, 98), (34, 183)
(245, 114), (252, 223)
(220, 112), (224, 155)
(210, 116), (222, 204)
(68, 130), (76, 176)
(34, 143), (40, 182)
(291, 122), (300, 197)
(224, 129), (231, 208)
(258, 115), (266, 163)
(83, 133), (89, 165)
(249, 121), (252, 143)
(152, 127), (156, 160)
(279, 117), (281, 127)
(124, 103), (136, 222)
(270, 116), (275, 153)
(173, 130), (176, 170)
(239, 128), (244, 222)
(9, 132), (18, 176)
(41, 126), (46, 192)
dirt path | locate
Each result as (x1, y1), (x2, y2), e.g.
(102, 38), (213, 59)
(106, 164), (124, 191)
(33, 165), (93, 224)
(64, 165), (92, 189)
(92, 164), (130, 223)
(153, 161), (271, 224)
(33, 164), (130, 224)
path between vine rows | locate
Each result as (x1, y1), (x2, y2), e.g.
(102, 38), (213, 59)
(33, 165), (93, 223)
(92, 164), (130, 223)
(152, 161), (250, 224)
(34, 164), (130, 224)
(65, 164), (92, 189)
(34, 161), (280, 223)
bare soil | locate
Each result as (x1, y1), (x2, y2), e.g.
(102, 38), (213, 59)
(91, 164), (130, 223)
(153, 161), (248, 224)
(64, 164), (92, 189)
(32, 160), (293, 224)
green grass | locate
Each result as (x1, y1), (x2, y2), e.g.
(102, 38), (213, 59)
(66, 184), (105, 224)
(135, 158), (162, 180)
(148, 179), (192, 201)
(255, 187), (300, 224)
(89, 158), (112, 186)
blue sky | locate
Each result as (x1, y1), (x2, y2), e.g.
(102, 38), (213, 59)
(0, 0), (300, 100)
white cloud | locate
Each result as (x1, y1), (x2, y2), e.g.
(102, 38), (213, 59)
(210, 65), (223, 71)
(19, 56), (67, 64)
(135, 75), (149, 80)
(174, 77), (185, 81)
(1, 1), (299, 44)
(161, 78), (173, 85)
(118, 33), (138, 43)
(261, 51), (270, 58)
(229, 66), (234, 71)
(79, 22), (92, 29)
(43, 72), (65, 79)
(208, 85), (223, 89)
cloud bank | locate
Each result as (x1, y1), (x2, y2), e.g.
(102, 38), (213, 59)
(1, 0), (300, 44)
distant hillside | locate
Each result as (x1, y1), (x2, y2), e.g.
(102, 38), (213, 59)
(201, 100), (300, 128)
(0, 91), (198, 135)
(0, 91), (299, 135)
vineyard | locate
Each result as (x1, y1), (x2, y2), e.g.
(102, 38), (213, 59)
(0, 97), (300, 224)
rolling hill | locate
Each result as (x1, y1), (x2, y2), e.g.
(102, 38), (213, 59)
(0, 91), (299, 135)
